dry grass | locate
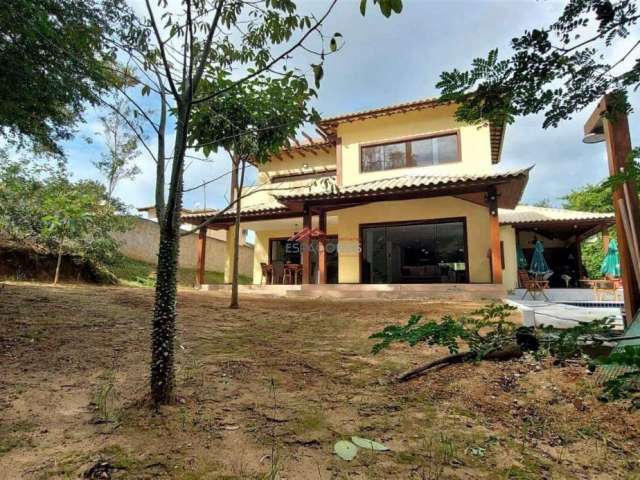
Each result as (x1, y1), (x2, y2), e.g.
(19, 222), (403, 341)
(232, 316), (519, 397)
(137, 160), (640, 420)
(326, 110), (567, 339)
(1, 282), (639, 479)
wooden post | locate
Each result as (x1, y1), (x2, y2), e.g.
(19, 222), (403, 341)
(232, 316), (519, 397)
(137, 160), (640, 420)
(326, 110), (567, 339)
(318, 210), (327, 284)
(576, 237), (583, 281)
(584, 95), (640, 325)
(602, 101), (640, 324)
(487, 187), (502, 284)
(196, 227), (207, 287)
(301, 204), (312, 284)
(336, 137), (343, 186)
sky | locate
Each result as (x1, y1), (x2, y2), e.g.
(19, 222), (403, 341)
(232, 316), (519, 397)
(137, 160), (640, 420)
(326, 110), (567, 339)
(60, 0), (640, 213)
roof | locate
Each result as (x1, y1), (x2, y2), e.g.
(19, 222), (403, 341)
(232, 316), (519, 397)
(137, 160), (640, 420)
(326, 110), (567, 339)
(498, 205), (615, 225)
(314, 96), (505, 163)
(273, 168), (531, 209)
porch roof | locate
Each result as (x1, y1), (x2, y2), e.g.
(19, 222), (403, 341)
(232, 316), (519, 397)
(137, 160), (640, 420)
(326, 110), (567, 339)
(498, 205), (615, 226)
(182, 168), (531, 227)
(273, 167), (531, 208)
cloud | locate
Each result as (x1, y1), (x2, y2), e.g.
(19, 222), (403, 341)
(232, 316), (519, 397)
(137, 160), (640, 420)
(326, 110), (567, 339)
(62, 0), (639, 212)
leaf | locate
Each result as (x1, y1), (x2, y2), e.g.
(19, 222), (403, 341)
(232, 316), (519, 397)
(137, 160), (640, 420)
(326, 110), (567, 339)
(351, 436), (390, 451)
(334, 440), (358, 461)
(359, 0), (367, 16)
(312, 64), (324, 88)
(330, 38), (337, 52)
(390, 0), (403, 14)
(141, 85), (151, 96)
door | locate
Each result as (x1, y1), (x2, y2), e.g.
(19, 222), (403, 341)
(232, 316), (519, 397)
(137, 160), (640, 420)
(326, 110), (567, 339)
(361, 220), (468, 284)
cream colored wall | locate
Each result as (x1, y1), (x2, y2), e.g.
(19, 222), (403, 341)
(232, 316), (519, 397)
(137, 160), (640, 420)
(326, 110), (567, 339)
(500, 225), (518, 291)
(337, 104), (493, 186)
(250, 197), (492, 284)
(336, 196), (491, 283)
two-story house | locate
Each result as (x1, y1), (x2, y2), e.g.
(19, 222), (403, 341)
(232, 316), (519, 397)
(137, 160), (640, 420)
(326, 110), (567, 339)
(183, 97), (614, 295)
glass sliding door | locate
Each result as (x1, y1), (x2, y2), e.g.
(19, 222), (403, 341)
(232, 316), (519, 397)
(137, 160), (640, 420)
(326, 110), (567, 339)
(361, 219), (468, 284)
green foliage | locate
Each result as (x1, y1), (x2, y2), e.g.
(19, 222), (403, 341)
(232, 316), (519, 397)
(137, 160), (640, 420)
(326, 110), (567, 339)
(190, 74), (318, 164)
(0, 157), (130, 269)
(538, 318), (615, 365)
(600, 346), (640, 401)
(359, 0), (403, 17)
(437, 0), (640, 128)
(370, 302), (520, 357)
(0, 0), (133, 155)
(93, 98), (142, 200)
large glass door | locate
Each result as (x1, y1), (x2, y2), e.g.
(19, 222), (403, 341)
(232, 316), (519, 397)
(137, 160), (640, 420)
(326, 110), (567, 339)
(361, 220), (468, 284)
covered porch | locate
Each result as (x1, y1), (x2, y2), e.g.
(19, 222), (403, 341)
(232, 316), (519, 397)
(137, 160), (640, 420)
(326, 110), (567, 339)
(182, 168), (531, 289)
(499, 206), (615, 289)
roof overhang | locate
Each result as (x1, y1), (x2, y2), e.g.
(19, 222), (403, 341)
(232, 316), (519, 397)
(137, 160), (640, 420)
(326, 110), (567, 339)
(274, 168), (531, 210)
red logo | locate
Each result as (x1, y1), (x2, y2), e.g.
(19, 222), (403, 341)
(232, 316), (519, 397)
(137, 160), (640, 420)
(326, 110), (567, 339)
(289, 228), (325, 241)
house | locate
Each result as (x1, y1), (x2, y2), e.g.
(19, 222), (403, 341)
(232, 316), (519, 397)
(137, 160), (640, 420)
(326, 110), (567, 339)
(183, 97), (614, 294)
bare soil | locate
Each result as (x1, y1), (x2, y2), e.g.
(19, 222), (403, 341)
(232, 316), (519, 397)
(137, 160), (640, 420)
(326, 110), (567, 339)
(1, 282), (639, 479)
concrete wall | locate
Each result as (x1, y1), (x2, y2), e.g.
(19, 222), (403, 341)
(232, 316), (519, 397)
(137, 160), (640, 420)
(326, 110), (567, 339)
(115, 217), (254, 278)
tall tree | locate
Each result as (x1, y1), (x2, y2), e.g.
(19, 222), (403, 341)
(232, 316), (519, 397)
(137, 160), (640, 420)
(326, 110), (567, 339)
(0, 0), (131, 155)
(93, 98), (142, 201)
(189, 74), (318, 308)
(437, 0), (640, 128)
(77, 0), (402, 406)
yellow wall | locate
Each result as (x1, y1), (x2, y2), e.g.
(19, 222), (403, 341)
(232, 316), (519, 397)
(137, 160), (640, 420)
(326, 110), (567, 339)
(500, 225), (518, 291)
(337, 104), (493, 186)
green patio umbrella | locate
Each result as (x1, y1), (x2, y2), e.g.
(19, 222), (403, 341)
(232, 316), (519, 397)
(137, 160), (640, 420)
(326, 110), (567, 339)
(517, 245), (528, 269)
(600, 238), (621, 278)
(529, 241), (551, 276)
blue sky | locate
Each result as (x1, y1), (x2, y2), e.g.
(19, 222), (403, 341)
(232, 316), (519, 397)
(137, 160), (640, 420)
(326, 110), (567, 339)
(61, 0), (640, 212)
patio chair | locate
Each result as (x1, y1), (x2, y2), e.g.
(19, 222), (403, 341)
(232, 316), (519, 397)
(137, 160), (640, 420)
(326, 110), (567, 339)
(518, 270), (549, 301)
(260, 263), (272, 285)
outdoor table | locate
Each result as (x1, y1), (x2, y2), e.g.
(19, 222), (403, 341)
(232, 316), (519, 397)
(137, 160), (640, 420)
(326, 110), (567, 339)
(283, 263), (302, 284)
(579, 279), (622, 301)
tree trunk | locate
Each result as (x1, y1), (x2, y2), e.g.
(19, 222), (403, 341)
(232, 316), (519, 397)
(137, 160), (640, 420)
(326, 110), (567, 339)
(149, 108), (186, 406)
(229, 157), (246, 309)
(53, 238), (64, 285)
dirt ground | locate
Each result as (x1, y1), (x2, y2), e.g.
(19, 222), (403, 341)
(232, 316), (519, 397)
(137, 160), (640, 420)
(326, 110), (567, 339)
(1, 282), (639, 480)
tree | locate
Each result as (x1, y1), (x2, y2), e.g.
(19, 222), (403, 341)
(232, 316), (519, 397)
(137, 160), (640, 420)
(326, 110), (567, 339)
(0, 0), (132, 155)
(437, 0), (640, 129)
(189, 74), (318, 308)
(93, 98), (142, 201)
(0, 158), (129, 282)
(63, 0), (402, 406)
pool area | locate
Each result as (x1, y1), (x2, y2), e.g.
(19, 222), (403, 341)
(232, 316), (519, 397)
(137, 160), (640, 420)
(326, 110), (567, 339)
(506, 289), (624, 330)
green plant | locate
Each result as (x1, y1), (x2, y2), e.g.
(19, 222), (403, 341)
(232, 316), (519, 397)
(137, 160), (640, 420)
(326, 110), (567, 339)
(538, 318), (615, 365)
(94, 368), (119, 423)
(599, 346), (640, 402)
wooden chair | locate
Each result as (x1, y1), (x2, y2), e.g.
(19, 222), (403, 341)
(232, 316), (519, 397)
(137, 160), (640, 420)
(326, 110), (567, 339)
(519, 270), (550, 301)
(260, 263), (272, 285)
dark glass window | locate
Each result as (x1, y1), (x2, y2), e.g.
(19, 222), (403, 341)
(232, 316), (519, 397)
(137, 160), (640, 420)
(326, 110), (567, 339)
(361, 133), (459, 172)
(362, 220), (467, 284)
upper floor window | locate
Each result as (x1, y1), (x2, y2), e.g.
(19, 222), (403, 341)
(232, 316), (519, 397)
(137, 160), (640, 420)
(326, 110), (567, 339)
(360, 132), (460, 173)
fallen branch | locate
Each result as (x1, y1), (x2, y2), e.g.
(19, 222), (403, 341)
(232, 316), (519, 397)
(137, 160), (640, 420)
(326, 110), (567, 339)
(394, 344), (523, 383)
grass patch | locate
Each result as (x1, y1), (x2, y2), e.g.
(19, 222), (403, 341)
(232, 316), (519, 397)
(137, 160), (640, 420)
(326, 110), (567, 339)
(109, 256), (251, 288)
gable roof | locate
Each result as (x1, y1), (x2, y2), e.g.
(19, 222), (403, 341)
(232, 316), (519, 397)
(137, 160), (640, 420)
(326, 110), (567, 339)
(316, 96), (506, 164)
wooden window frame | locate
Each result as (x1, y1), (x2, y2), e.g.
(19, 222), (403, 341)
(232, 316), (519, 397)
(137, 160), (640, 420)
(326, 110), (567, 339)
(359, 130), (461, 173)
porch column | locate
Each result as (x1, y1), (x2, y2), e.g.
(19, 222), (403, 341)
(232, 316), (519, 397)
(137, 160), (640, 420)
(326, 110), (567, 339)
(318, 210), (327, 284)
(302, 204), (312, 284)
(224, 226), (236, 284)
(488, 187), (503, 284)
(195, 226), (207, 287)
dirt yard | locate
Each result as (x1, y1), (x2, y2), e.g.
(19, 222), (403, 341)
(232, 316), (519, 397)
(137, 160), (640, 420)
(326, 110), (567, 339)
(1, 282), (639, 479)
